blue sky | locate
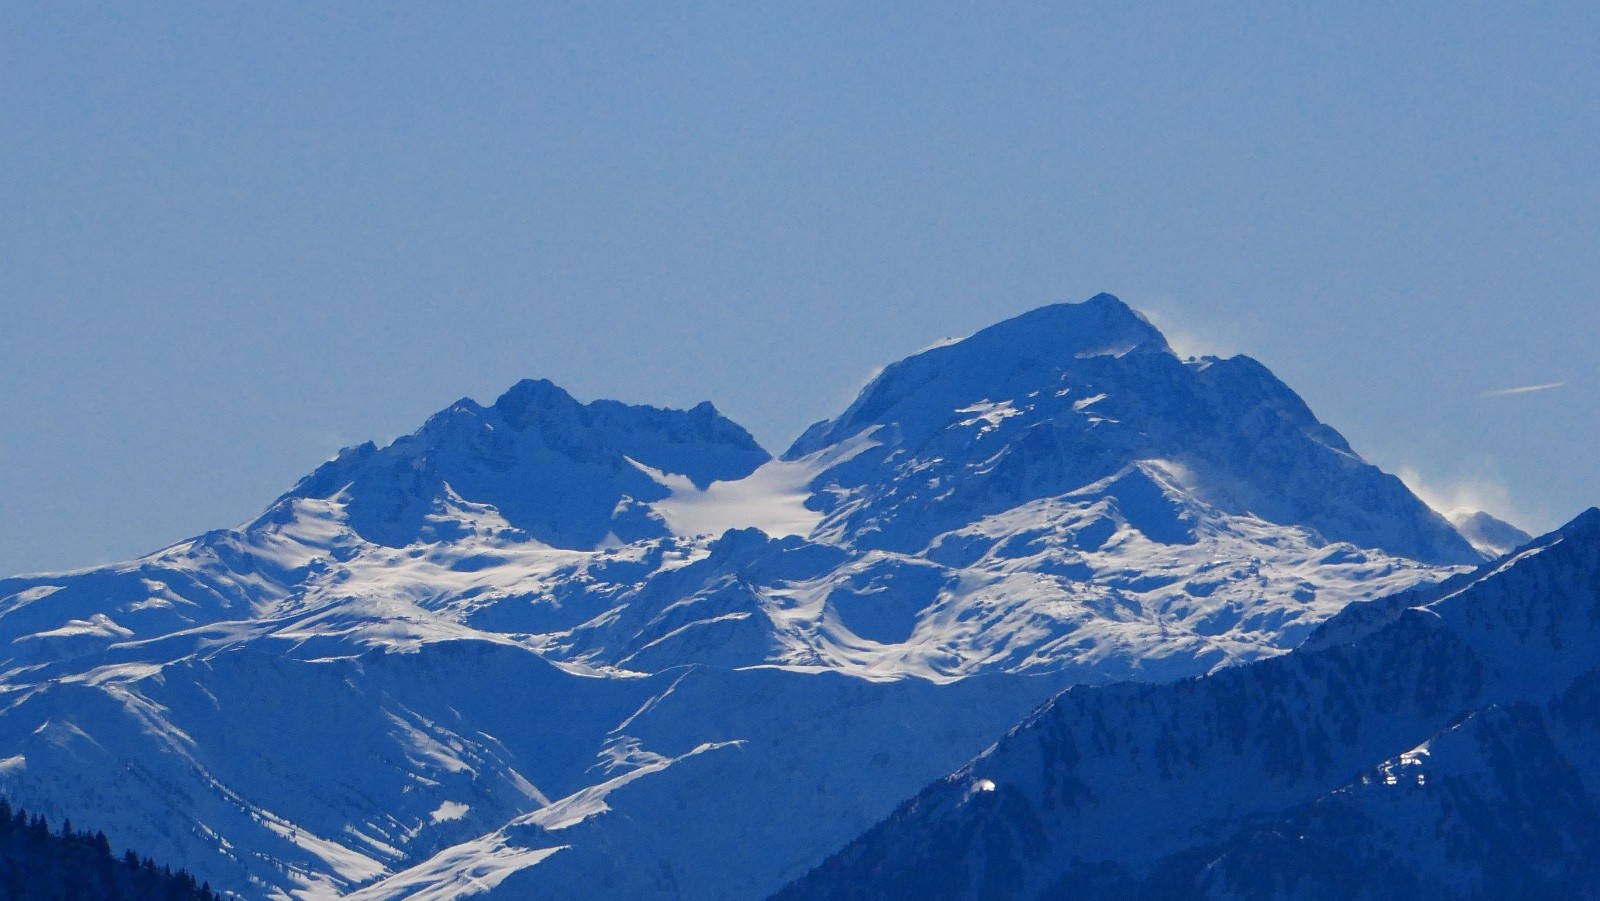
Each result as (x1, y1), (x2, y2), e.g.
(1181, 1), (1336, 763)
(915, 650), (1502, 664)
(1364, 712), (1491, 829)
(2, 3), (1596, 575)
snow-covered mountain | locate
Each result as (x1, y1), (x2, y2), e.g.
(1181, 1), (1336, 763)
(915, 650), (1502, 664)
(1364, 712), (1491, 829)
(287, 378), (771, 550)
(0, 295), (1490, 899)
(775, 508), (1600, 900)
(790, 294), (1478, 565)
(1449, 509), (1532, 558)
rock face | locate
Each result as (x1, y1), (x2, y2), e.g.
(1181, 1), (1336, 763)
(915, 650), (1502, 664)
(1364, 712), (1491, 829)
(0, 295), (1488, 900)
(775, 509), (1600, 901)
(790, 294), (1479, 566)
(285, 378), (771, 549)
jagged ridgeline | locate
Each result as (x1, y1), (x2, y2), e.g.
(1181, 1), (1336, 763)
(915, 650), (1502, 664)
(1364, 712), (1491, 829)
(0, 294), (1532, 898)
(0, 797), (221, 900)
(774, 510), (1600, 900)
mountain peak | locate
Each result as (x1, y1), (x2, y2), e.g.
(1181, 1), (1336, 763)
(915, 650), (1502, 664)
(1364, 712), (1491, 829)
(280, 378), (769, 549)
(786, 293), (1480, 565)
(1449, 509), (1534, 557)
(959, 293), (1170, 362)
(492, 377), (578, 409)
(787, 295), (1173, 458)
(1569, 505), (1600, 526)
(1555, 506), (1600, 542)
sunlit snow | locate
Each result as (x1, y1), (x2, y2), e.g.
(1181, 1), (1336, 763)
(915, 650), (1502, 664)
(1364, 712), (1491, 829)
(633, 430), (879, 540)
(428, 802), (469, 824)
(0, 296), (1500, 901)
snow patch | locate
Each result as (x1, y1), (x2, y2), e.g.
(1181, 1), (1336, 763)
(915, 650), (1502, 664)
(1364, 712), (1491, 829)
(429, 801), (469, 824)
(520, 740), (738, 832)
(20, 613), (133, 642)
(954, 400), (1023, 434)
(340, 835), (562, 901)
(635, 431), (878, 539)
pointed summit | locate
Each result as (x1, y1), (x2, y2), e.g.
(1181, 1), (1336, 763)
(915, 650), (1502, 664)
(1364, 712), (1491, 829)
(1494, 506), (1600, 560)
(1564, 506), (1600, 535)
(1449, 509), (1534, 557)
(962, 292), (1171, 361)
(489, 377), (584, 422)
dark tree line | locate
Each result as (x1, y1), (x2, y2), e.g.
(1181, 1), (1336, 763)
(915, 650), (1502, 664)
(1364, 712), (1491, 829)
(0, 798), (224, 900)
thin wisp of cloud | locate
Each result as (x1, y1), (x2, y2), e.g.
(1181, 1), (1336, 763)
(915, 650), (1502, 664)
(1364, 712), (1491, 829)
(1478, 381), (1566, 398)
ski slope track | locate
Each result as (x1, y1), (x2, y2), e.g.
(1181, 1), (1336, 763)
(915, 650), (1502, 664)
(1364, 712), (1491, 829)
(0, 295), (1492, 899)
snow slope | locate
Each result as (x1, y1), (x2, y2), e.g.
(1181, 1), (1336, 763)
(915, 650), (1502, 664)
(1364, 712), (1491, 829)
(0, 295), (1485, 899)
(789, 295), (1479, 565)
(775, 509), (1600, 900)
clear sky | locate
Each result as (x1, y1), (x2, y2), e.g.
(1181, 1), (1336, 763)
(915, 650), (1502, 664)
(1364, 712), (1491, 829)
(2, 3), (1596, 576)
